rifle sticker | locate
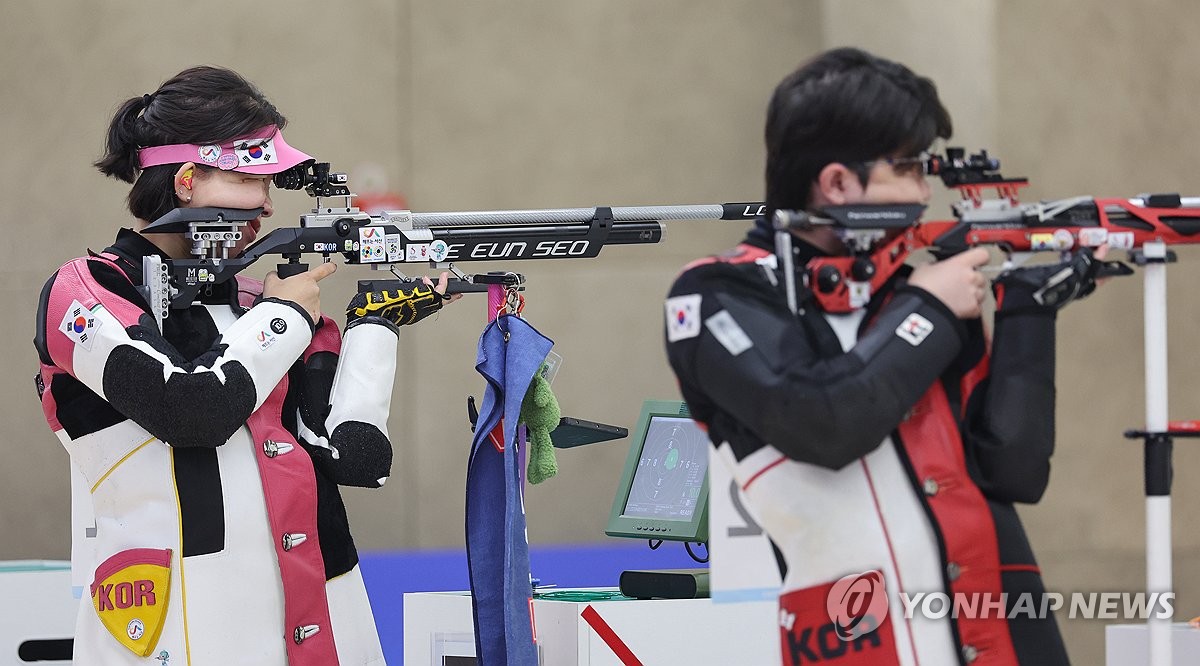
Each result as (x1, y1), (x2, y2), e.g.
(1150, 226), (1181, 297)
(1078, 228), (1108, 247)
(386, 234), (402, 262)
(60, 300), (102, 351)
(665, 294), (702, 342)
(429, 240), (450, 263)
(895, 313), (933, 346)
(1030, 233), (1060, 251)
(358, 226), (385, 262)
(1032, 230), (1074, 251)
(848, 281), (871, 309)
(1107, 231), (1135, 250)
(705, 310), (753, 356)
(405, 243), (430, 262)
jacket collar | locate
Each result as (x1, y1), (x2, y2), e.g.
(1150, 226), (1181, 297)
(97, 228), (172, 284)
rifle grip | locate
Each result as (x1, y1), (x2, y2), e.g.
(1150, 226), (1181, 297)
(277, 262), (308, 279)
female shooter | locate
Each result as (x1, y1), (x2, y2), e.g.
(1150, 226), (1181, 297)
(34, 65), (445, 665)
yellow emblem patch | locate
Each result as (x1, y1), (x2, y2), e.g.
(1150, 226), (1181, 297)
(90, 548), (172, 657)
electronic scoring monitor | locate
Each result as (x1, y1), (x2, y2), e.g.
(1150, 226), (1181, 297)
(605, 400), (710, 543)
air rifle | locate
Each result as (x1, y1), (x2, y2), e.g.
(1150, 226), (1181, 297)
(771, 147), (1200, 313)
(140, 161), (764, 328)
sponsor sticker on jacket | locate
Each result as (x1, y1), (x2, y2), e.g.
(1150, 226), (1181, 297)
(705, 310), (753, 356)
(779, 573), (896, 665)
(895, 313), (934, 346)
(257, 329), (276, 351)
(90, 548), (172, 657)
(666, 294), (702, 342)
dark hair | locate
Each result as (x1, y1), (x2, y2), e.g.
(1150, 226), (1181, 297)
(764, 47), (952, 213)
(94, 66), (288, 222)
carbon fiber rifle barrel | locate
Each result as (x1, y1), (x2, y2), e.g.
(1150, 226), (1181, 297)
(406, 203), (764, 228)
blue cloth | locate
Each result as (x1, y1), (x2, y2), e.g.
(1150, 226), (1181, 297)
(466, 315), (553, 665)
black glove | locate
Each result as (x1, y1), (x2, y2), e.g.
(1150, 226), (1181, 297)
(992, 249), (1123, 314)
(346, 283), (446, 328)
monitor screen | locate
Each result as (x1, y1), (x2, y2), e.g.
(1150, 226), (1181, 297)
(605, 401), (710, 543)
(621, 415), (709, 521)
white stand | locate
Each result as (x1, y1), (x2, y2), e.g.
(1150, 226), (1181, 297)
(1106, 624), (1200, 665)
(1140, 241), (1172, 666)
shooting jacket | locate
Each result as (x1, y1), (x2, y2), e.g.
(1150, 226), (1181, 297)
(664, 229), (1069, 666)
(34, 229), (395, 666)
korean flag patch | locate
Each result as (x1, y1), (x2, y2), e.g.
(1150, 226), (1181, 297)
(234, 137), (278, 167)
(895, 312), (934, 346)
(60, 300), (102, 351)
(666, 294), (702, 342)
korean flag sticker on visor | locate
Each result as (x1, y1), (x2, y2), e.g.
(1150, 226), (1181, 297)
(234, 136), (277, 168)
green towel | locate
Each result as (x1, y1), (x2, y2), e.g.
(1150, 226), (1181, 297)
(520, 368), (561, 484)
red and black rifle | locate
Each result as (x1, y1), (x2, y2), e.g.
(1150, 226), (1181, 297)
(770, 147), (1200, 313)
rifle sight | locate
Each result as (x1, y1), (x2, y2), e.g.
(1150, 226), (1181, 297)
(273, 161), (351, 198)
(930, 148), (1006, 187)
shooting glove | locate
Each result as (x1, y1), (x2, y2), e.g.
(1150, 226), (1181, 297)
(992, 249), (1113, 314)
(346, 283), (446, 328)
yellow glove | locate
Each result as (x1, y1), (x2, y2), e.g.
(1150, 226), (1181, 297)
(346, 284), (445, 327)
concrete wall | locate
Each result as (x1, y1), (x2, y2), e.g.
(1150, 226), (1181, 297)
(3, 1), (1198, 662)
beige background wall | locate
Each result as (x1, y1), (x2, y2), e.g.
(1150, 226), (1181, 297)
(2, 1), (1198, 662)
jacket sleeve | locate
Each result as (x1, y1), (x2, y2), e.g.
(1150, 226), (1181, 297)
(961, 306), (1059, 504)
(664, 265), (967, 470)
(35, 257), (314, 448)
(292, 316), (397, 488)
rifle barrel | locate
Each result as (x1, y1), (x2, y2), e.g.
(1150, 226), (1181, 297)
(409, 204), (746, 228)
(425, 221), (663, 245)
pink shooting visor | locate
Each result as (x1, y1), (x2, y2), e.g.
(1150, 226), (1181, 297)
(137, 126), (313, 175)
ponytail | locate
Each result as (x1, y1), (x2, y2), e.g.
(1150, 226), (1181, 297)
(94, 95), (151, 183)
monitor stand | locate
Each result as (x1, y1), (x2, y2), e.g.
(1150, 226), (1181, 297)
(618, 568), (710, 600)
